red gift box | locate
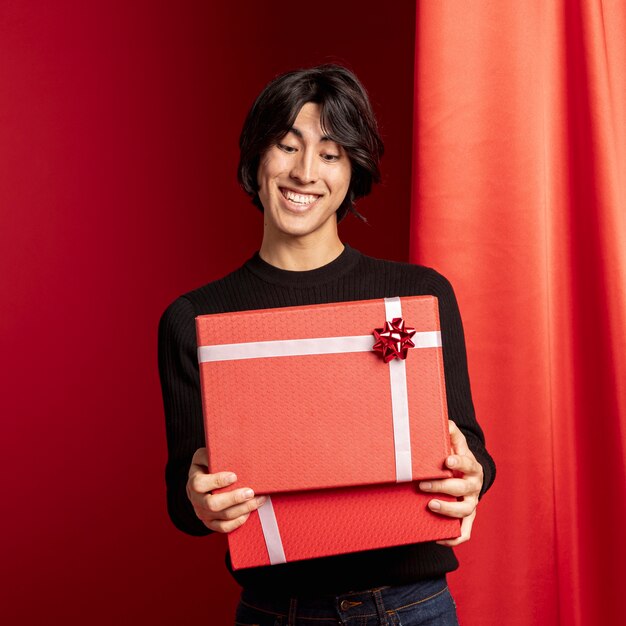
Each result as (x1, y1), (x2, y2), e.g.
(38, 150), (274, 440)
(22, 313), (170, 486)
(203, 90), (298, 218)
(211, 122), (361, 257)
(228, 483), (461, 569)
(196, 296), (453, 496)
(195, 295), (460, 568)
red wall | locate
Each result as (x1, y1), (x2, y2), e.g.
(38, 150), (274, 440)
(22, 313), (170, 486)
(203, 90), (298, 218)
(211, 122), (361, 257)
(0, 2), (416, 623)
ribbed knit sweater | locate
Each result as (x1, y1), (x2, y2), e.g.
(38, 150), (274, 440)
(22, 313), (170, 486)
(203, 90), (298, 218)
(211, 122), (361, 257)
(157, 242), (496, 595)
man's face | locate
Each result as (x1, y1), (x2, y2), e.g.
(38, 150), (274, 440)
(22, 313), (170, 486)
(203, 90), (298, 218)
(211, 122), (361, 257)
(256, 102), (351, 243)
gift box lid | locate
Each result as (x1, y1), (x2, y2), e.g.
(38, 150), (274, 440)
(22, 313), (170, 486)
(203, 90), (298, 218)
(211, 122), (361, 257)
(196, 295), (453, 495)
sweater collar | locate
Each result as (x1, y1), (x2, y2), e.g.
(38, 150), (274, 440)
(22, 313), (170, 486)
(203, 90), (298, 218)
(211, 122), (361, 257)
(243, 243), (362, 287)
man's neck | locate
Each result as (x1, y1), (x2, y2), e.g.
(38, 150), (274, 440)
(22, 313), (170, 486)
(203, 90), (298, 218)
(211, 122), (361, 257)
(258, 236), (345, 271)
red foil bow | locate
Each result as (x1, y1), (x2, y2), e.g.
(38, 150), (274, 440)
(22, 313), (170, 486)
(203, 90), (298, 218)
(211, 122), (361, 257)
(372, 317), (417, 363)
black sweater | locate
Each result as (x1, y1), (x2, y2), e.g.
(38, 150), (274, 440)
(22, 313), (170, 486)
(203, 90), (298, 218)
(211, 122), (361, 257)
(157, 243), (496, 595)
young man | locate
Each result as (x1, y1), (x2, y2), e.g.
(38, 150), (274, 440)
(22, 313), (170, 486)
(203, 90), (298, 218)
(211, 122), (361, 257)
(158, 64), (495, 625)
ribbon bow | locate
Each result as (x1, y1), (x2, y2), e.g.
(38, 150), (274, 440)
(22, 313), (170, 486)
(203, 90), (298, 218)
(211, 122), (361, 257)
(372, 317), (417, 363)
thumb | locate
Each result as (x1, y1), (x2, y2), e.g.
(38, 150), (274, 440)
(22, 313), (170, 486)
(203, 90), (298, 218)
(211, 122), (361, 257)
(448, 420), (470, 456)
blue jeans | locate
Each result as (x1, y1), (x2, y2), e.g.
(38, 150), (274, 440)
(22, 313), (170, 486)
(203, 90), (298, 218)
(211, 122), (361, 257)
(234, 577), (459, 625)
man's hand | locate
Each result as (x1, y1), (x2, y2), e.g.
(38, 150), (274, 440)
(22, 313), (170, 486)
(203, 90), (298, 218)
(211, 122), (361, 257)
(186, 447), (267, 533)
(419, 420), (484, 546)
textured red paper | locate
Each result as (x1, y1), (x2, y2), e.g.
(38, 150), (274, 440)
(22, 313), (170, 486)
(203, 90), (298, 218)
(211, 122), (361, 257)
(196, 296), (453, 495)
(228, 482), (461, 569)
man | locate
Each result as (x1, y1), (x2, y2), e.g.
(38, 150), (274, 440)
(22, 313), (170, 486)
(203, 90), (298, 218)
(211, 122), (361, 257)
(158, 63), (495, 625)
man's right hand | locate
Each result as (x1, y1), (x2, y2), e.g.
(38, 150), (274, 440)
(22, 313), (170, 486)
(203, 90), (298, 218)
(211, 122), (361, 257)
(187, 447), (267, 533)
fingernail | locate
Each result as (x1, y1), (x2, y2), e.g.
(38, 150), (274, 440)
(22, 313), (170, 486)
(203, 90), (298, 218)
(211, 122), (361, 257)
(447, 456), (457, 467)
(243, 488), (254, 499)
(430, 500), (441, 511)
(420, 482), (432, 490)
(257, 496), (267, 506)
(226, 473), (237, 483)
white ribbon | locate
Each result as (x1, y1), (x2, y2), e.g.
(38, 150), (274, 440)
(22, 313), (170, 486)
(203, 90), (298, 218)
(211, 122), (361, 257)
(197, 332), (440, 362)
(197, 297), (442, 564)
(384, 297), (412, 482)
(198, 335), (375, 362)
(256, 496), (286, 565)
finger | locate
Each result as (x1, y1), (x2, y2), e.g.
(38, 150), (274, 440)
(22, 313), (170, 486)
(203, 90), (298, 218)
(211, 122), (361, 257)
(427, 496), (477, 519)
(436, 510), (476, 546)
(445, 454), (482, 477)
(203, 487), (262, 514)
(188, 470), (237, 495)
(448, 420), (471, 456)
(419, 477), (482, 498)
(205, 512), (251, 534)
(190, 447), (209, 468)
(214, 496), (268, 521)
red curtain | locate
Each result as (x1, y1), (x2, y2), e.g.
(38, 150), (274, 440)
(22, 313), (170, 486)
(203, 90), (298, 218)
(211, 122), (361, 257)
(410, 2), (626, 624)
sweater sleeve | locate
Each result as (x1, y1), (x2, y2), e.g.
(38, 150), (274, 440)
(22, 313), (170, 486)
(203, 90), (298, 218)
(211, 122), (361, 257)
(157, 295), (213, 536)
(421, 268), (496, 499)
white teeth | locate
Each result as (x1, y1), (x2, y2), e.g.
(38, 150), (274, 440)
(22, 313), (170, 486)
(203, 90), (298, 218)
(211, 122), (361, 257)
(281, 188), (320, 204)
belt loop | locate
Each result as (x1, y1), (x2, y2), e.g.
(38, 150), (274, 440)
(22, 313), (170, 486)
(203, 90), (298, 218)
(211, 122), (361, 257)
(372, 588), (390, 626)
(287, 596), (297, 626)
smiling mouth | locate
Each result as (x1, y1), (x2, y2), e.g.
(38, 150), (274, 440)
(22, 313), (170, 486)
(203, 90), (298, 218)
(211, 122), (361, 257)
(279, 187), (322, 207)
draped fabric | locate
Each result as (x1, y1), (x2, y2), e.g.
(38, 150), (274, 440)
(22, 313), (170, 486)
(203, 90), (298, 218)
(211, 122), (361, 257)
(409, 2), (626, 624)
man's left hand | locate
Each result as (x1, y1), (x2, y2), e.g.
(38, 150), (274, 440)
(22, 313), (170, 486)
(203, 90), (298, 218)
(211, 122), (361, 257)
(419, 420), (484, 547)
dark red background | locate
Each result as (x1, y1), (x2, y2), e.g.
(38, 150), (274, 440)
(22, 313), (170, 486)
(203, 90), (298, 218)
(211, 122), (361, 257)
(0, 2), (417, 623)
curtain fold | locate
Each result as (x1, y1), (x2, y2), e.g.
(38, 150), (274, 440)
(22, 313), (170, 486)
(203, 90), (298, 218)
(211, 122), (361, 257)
(410, 2), (626, 624)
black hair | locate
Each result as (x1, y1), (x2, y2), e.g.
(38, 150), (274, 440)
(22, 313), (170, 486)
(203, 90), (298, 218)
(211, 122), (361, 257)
(237, 63), (384, 223)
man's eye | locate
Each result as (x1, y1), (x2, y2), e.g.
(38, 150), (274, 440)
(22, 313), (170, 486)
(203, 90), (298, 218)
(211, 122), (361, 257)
(322, 154), (340, 162)
(278, 144), (296, 153)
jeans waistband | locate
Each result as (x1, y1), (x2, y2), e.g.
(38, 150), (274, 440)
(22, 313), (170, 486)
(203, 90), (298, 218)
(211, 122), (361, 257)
(239, 576), (449, 621)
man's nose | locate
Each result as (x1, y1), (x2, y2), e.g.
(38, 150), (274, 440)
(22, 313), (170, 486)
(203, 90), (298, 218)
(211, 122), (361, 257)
(289, 148), (318, 184)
